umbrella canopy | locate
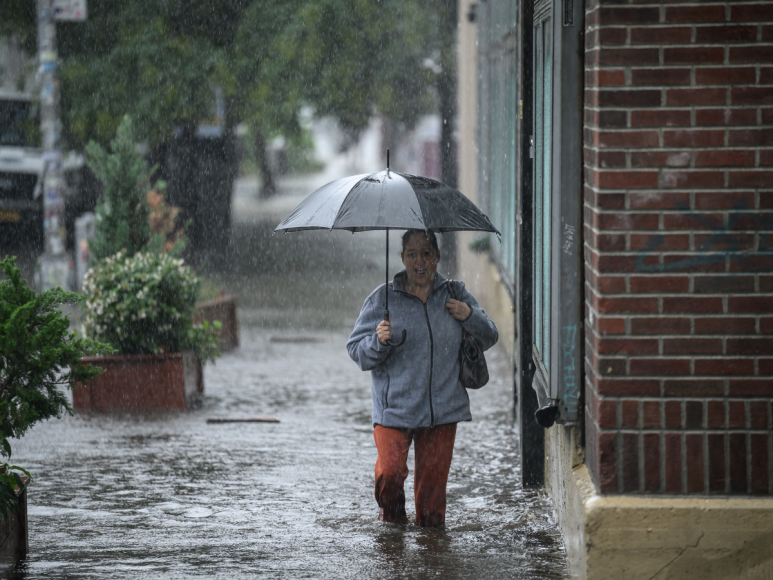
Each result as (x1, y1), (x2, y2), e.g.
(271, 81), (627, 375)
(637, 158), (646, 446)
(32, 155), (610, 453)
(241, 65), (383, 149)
(274, 160), (499, 347)
(273, 170), (500, 235)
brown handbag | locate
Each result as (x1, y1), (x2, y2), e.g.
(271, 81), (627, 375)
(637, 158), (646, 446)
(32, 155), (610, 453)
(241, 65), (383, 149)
(448, 280), (489, 389)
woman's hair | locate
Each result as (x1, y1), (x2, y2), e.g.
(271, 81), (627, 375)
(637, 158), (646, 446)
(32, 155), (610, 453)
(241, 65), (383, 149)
(401, 229), (440, 257)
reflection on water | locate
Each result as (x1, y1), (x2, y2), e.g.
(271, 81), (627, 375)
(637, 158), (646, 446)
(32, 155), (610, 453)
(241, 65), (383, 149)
(8, 222), (568, 579)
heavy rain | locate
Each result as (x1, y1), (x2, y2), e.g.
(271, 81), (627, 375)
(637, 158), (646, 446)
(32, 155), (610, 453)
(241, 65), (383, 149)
(1, 1), (570, 578)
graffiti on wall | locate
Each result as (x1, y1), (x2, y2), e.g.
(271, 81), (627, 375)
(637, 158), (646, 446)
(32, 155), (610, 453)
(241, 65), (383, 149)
(562, 325), (579, 413)
(634, 204), (773, 273)
(562, 223), (576, 256)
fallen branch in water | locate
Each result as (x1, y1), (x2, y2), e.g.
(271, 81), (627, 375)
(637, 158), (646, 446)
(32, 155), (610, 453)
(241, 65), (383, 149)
(206, 417), (280, 424)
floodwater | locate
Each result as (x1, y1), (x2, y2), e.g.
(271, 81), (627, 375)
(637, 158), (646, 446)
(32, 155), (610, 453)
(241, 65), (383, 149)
(8, 143), (568, 578)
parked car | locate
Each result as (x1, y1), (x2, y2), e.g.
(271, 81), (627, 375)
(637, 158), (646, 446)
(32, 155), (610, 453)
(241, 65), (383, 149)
(0, 90), (98, 253)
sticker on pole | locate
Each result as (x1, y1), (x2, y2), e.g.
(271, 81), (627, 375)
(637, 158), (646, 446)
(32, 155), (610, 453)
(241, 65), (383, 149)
(53, 0), (87, 21)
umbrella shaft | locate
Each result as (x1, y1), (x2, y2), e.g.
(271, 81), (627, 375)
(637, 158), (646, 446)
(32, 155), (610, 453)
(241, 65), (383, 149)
(384, 229), (389, 321)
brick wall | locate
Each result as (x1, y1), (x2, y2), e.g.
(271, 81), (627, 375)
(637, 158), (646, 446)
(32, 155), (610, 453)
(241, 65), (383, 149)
(583, 0), (773, 495)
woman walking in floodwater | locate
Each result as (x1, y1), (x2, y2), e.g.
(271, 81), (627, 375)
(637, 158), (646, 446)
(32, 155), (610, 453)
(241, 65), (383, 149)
(347, 229), (499, 527)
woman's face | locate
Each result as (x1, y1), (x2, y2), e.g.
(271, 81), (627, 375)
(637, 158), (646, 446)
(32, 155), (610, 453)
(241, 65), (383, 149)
(401, 233), (439, 289)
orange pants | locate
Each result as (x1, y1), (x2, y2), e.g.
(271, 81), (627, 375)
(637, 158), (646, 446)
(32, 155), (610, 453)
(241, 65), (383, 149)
(373, 423), (457, 527)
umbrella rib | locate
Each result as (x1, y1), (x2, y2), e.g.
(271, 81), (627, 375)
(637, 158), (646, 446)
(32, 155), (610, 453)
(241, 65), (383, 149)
(376, 175), (388, 230)
(395, 172), (427, 232)
(330, 173), (373, 228)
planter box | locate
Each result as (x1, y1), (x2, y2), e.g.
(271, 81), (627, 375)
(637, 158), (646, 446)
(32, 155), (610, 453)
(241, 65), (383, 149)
(0, 478), (28, 571)
(74, 351), (203, 412)
(195, 294), (239, 352)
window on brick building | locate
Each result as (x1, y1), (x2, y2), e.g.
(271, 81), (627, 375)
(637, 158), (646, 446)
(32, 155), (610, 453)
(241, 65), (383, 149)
(533, 0), (553, 383)
(527, 0), (584, 427)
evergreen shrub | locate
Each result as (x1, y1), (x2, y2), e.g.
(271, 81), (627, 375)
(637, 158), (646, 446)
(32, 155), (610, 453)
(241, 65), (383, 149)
(86, 115), (184, 263)
(0, 257), (112, 520)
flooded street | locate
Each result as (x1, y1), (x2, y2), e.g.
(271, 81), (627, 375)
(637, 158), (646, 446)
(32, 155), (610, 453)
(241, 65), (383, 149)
(12, 329), (568, 579)
(9, 152), (569, 578)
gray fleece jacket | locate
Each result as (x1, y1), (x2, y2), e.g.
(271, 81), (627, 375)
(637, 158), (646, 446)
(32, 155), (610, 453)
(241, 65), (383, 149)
(347, 270), (498, 429)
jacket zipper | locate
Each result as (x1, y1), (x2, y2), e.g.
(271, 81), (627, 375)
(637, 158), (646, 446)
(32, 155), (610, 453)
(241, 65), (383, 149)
(383, 363), (390, 410)
(394, 280), (447, 428)
(421, 301), (435, 427)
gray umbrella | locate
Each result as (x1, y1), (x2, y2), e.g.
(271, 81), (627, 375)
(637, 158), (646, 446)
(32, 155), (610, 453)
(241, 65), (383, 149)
(274, 152), (500, 345)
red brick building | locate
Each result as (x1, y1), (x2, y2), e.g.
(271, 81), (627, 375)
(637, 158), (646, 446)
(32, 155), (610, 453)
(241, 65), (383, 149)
(583, 0), (773, 498)
(457, 0), (773, 576)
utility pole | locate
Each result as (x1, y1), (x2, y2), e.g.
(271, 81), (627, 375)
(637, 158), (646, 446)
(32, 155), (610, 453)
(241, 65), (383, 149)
(36, 0), (69, 291)
(438, 0), (458, 278)
(35, 0), (87, 291)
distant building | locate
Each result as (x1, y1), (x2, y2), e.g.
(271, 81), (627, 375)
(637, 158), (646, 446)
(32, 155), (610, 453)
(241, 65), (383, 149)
(457, 0), (773, 576)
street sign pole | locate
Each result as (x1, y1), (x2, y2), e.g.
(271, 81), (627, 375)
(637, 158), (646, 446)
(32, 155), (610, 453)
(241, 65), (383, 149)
(36, 0), (69, 291)
(35, 0), (87, 291)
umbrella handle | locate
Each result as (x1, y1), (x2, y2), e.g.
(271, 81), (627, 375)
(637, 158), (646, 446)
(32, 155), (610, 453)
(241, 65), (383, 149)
(383, 310), (407, 347)
(387, 330), (407, 347)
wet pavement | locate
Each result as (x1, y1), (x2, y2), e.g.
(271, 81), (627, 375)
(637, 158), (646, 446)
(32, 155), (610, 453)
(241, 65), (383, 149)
(12, 326), (569, 579)
(8, 131), (569, 579)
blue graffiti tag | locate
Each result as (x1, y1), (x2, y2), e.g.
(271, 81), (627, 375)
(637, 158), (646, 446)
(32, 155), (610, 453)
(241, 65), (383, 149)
(562, 325), (578, 412)
(635, 204), (773, 273)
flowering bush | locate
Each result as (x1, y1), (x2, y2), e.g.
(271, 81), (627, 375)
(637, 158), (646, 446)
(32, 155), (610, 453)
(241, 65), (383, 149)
(83, 251), (220, 363)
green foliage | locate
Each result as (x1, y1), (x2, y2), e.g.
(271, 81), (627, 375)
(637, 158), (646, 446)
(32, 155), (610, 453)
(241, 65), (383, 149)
(86, 116), (151, 263)
(232, 0), (306, 136)
(274, 0), (433, 134)
(0, 464), (31, 522)
(468, 235), (492, 253)
(83, 251), (220, 364)
(0, 256), (112, 520)
(59, 3), (224, 148)
(86, 116), (183, 263)
(2, 0), (459, 171)
(231, 0), (436, 136)
(49, 0), (447, 147)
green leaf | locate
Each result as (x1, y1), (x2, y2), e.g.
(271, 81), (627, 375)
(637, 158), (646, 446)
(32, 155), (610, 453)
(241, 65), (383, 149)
(0, 256), (112, 462)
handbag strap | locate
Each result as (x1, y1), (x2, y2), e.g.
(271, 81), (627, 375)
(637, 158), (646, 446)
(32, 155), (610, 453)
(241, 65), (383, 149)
(446, 280), (469, 339)
(447, 279), (459, 301)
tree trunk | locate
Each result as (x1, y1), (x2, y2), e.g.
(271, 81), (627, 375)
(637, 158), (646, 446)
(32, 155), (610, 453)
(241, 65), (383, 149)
(163, 123), (199, 260)
(254, 126), (276, 198)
